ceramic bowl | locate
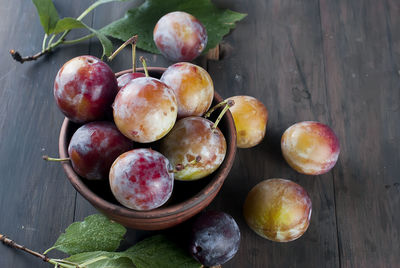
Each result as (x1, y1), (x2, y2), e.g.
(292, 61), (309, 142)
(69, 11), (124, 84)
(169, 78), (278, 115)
(59, 67), (236, 230)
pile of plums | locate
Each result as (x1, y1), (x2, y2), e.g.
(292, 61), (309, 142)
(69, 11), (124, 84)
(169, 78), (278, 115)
(51, 10), (341, 266)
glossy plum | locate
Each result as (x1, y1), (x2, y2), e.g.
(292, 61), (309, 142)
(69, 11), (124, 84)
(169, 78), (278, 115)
(54, 55), (118, 123)
(161, 62), (214, 118)
(189, 211), (240, 266)
(160, 117), (226, 181)
(226, 95), (268, 148)
(113, 77), (178, 143)
(281, 121), (340, 175)
(117, 72), (146, 90)
(153, 11), (207, 62)
(243, 178), (312, 242)
(109, 148), (174, 211)
(68, 121), (133, 180)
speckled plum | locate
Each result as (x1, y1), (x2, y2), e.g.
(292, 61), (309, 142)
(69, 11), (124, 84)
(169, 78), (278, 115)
(54, 55), (118, 123)
(109, 148), (174, 211)
(281, 121), (340, 175)
(153, 11), (207, 62)
(159, 117), (226, 181)
(227, 96), (268, 148)
(189, 211), (241, 266)
(243, 178), (312, 242)
(68, 121), (133, 180)
(112, 77), (178, 143)
(160, 62), (214, 118)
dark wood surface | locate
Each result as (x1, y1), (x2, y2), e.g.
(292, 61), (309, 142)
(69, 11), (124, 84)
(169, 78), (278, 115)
(0, 0), (399, 267)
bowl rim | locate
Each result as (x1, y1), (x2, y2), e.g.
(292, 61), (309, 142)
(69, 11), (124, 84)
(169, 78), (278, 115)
(59, 66), (237, 220)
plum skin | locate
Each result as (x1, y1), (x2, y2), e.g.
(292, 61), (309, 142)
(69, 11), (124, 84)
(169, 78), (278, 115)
(161, 62), (214, 118)
(68, 121), (133, 180)
(189, 211), (240, 266)
(54, 55), (118, 123)
(113, 77), (178, 143)
(226, 95), (268, 148)
(281, 121), (340, 175)
(159, 117), (226, 181)
(117, 72), (146, 90)
(109, 148), (174, 211)
(243, 178), (312, 242)
(153, 11), (207, 62)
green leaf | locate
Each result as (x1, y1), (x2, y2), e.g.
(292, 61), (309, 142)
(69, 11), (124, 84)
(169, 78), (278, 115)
(49, 214), (126, 255)
(66, 251), (134, 268)
(100, 0), (247, 54)
(122, 235), (201, 268)
(32, 0), (60, 34)
(53, 17), (86, 34)
(91, 29), (114, 58)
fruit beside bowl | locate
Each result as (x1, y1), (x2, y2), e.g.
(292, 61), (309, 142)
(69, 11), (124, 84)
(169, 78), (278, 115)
(58, 67), (237, 230)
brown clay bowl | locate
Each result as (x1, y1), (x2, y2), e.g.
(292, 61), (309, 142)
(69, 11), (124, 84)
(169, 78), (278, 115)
(59, 67), (237, 230)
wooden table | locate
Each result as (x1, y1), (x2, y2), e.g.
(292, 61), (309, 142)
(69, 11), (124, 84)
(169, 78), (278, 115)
(1, 0), (399, 267)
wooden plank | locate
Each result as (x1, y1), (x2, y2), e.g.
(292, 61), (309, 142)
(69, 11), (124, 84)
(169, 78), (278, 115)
(0, 0), (94, 267)
(319, 0), (400, 267)
(206, 0), (339, 267)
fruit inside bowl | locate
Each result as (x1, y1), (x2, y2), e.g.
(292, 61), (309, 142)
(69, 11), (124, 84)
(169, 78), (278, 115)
(58, 67), (236, 230)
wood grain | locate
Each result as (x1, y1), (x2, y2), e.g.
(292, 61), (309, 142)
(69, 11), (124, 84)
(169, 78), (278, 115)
(320, 0), (400, 267)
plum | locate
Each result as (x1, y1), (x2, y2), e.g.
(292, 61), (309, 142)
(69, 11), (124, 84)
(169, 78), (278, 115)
(160, 62), (214, 118)
(54, 55), (118, 123)
(226, 95), (268, 148)
(68, 121), (133, 180)
(281, 121), (340, 175)
(159, 117), (226, 181)
(109, 148), (174, 211)
(112, 77), (178, 143)
(189, 211), (240, 266)
(117, 72), (145, 90)
(243, 178), (312, 242)
(153, 11), (207, 62)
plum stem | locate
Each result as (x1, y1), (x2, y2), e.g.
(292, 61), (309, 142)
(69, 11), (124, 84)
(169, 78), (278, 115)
(140, 56), (149, 77)
(108, 35), (138, 61)
(132, 43), (137, 73)
(0, 234), (80, 268)
(211, 100), (234, 130)
(42, 155), (70, 162)
(204, 99), (234, 119)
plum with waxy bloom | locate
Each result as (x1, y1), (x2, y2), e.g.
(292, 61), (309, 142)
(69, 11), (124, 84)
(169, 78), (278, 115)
(161, 62), (214, 118)
(154, 11), (207, 62)
(113, 77), (178, 143)
(117, 72), (146, 90)
(68, 121), (133, 180)
(109, 148), (174, 211)
(189, 211), (240, 266)
(226, 95), (268, 148)
(243, 178), (312, 242)
(54, 55), (118, 123)
(160, 117), (226, 181)
(281, 121), (340, 175)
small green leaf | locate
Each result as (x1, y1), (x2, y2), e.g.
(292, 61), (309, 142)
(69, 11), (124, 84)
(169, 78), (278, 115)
(66, 251), (134, 268)
(91, 29), (114, 58)
(32, 0), (60, 34)
(122, 235), (201, 268)
(100, 0), (247, 54)
(49, 214), (126, 255)
(53, 17), (86, 34)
